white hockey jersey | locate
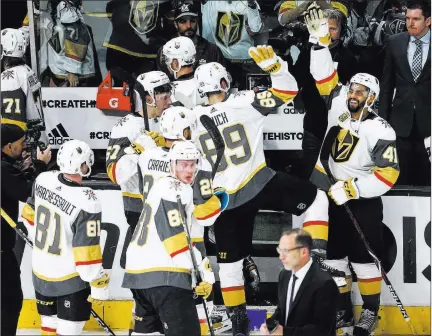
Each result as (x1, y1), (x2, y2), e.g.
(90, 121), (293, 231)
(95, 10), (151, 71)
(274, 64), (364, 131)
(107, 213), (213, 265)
(201, 1), (262, 60)
(138, 146), (221, 254)
(171, 75), (208, 109)
(310, 46), (400, 197)
(21, 171), (104, 297)
(1, 64), (42, 130)
(122, 176), (219, 290)
(107, 113), (155, 213)
(193, 61), (298, 209)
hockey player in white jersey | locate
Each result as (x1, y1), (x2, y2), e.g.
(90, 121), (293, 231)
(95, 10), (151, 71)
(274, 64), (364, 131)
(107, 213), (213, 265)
(1, 28), (44, 132)
(305, 5), (400, 335)
(21, 139), (109, 335)
(162, 36), (208, 109)
(192, 47), (330, 335)
(137, 105), (228, 335)
(106, 70), (172, 234)
(123, 141), (221, 336)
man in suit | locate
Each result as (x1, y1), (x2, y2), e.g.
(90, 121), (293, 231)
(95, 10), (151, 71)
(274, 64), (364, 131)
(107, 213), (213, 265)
(260, 229), (339, 336)
(378, 0), (431, 186)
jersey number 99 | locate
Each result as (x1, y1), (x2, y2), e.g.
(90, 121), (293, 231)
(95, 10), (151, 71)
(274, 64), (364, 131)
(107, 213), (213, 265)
(199, 123), (252, 173)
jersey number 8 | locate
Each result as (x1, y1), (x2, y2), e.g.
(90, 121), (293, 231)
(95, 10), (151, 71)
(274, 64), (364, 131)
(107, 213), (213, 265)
(199, 123), (252, 173)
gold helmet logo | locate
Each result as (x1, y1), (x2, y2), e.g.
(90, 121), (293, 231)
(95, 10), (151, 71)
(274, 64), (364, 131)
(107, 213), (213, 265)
(129, 0), (159, 35)
(331, 129), (360, 163)
(216, 11), (244, 47)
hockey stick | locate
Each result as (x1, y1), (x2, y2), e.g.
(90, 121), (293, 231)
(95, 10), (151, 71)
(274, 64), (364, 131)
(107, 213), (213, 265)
(199, 115), (225, 179)
(176, 196), (215, 336)
(0, 208), (117, 336)
(319, 126), (418, 336)
(110, 67), (150, 131)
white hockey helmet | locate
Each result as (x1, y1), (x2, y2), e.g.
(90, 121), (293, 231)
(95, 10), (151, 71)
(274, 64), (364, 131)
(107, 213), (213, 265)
(349, 73), (380, 107)
(136, 71), (171, 107)
(57, 139), (94, 177)
(195, 62), (231, 95)
(57, 0), (81, 24)
(168, 140), (201, 183)
(160, 106), (197, 140)
(162, 36), (196, 79)
(1, 28), (28, 59)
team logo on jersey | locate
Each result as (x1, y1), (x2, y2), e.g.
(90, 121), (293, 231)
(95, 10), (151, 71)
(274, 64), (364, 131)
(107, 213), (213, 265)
(64, 300), (70, 308)
(169, 180), (182, 192)
(1, 70), (14, 80)
(129, 0), (159, 35)
(216, 11), (244, 47)
(331, 129), (360, 163)
(84, 189), (97, 201)
(48, 123), (71, 145)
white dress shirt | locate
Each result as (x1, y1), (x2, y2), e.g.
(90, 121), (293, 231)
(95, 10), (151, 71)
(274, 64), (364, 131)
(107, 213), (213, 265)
(407, 29), (430, 71)
(285, 258), (313, 322)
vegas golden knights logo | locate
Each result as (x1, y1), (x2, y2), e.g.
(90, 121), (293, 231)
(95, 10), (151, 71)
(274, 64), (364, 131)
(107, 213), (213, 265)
(216, 11), (244, 47)
(331, 129), (360, 163)
(129, 0), (159, 35)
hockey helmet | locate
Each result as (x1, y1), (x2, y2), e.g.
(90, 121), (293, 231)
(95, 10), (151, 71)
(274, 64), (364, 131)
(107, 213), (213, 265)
(349, 73), (380, 107)
(1, 28), (28, 59)
(57, 0), (81, 24)
(168, 140), (201, 183)
(162, 36), (196, 79)
(160, 106), (197, 141)
(195, 62), (232, 95)
(57, 139), (94, 177)
(136, 71), (171, 107)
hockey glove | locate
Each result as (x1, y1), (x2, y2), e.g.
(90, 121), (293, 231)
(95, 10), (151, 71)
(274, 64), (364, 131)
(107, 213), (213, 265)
(147, 131), (166, 147)
(194, 281), (213, 300)
(248, 45), (283, 74)
(88, 271), (110, 305)
(425, 136), (430, 162)
(125, 133), (157, 155)
(198, 257), (216, 285)
(304, 3), (331, 47)
(214, 187), (229, 212)
(328, 178), (359, 206)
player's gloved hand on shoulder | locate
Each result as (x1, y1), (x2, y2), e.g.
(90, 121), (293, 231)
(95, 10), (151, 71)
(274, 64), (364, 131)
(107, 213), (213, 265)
(88, 271), (110, 305)
(147, 131), (166, 147)
(304, 3), (331, 47)
(328, 178), (359, 205)
(198, 257), (215, 285)
(214, 187), (229, 211)
(126, 133), (157, 155)
(424, 136), (430, 162)
(194, 281), (213, 300)
(248, 45), (283, 75)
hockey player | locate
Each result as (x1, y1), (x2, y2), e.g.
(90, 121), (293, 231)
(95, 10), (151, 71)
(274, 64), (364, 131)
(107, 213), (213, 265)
(21, 139), (109, 335)
(123, 141), (221, 336)
(137, 106), (228, 334)
(192, 47), (330, 335)
(1, 28), (43, 132)
(161, 36), (209, 108)
(305, 5), (399, 335)
(106, 70), (172, 234)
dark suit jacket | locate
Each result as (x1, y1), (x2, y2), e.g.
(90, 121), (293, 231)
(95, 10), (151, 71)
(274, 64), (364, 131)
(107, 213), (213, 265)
(270, 261), (339, 336)
(378, 31), (431, 138)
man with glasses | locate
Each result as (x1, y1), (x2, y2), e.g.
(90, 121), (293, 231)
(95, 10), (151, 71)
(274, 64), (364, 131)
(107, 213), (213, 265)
(260, 229), (339, 336)
(157, 2), (224, 79)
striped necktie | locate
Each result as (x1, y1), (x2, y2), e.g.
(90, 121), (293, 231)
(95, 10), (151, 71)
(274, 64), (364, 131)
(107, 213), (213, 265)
(412, 39), (423, 81)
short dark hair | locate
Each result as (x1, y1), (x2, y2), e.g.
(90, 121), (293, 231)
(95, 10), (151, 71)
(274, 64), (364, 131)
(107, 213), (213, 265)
(407, 0), (431, 18)
(281, 228), (313, 251)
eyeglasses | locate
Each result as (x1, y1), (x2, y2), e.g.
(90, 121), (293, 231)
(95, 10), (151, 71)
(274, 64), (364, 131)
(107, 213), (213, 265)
(276, 246), (305, 256)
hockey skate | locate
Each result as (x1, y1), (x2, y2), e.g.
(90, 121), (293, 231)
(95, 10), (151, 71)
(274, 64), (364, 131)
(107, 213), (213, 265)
(243, 256), (260, 292)
(353, 309), (378, 336)
(336, 310), (354, 336)
(210, 305), (232, 334)
(226, 304), (250, 336)
(311, 253), (347, 288)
